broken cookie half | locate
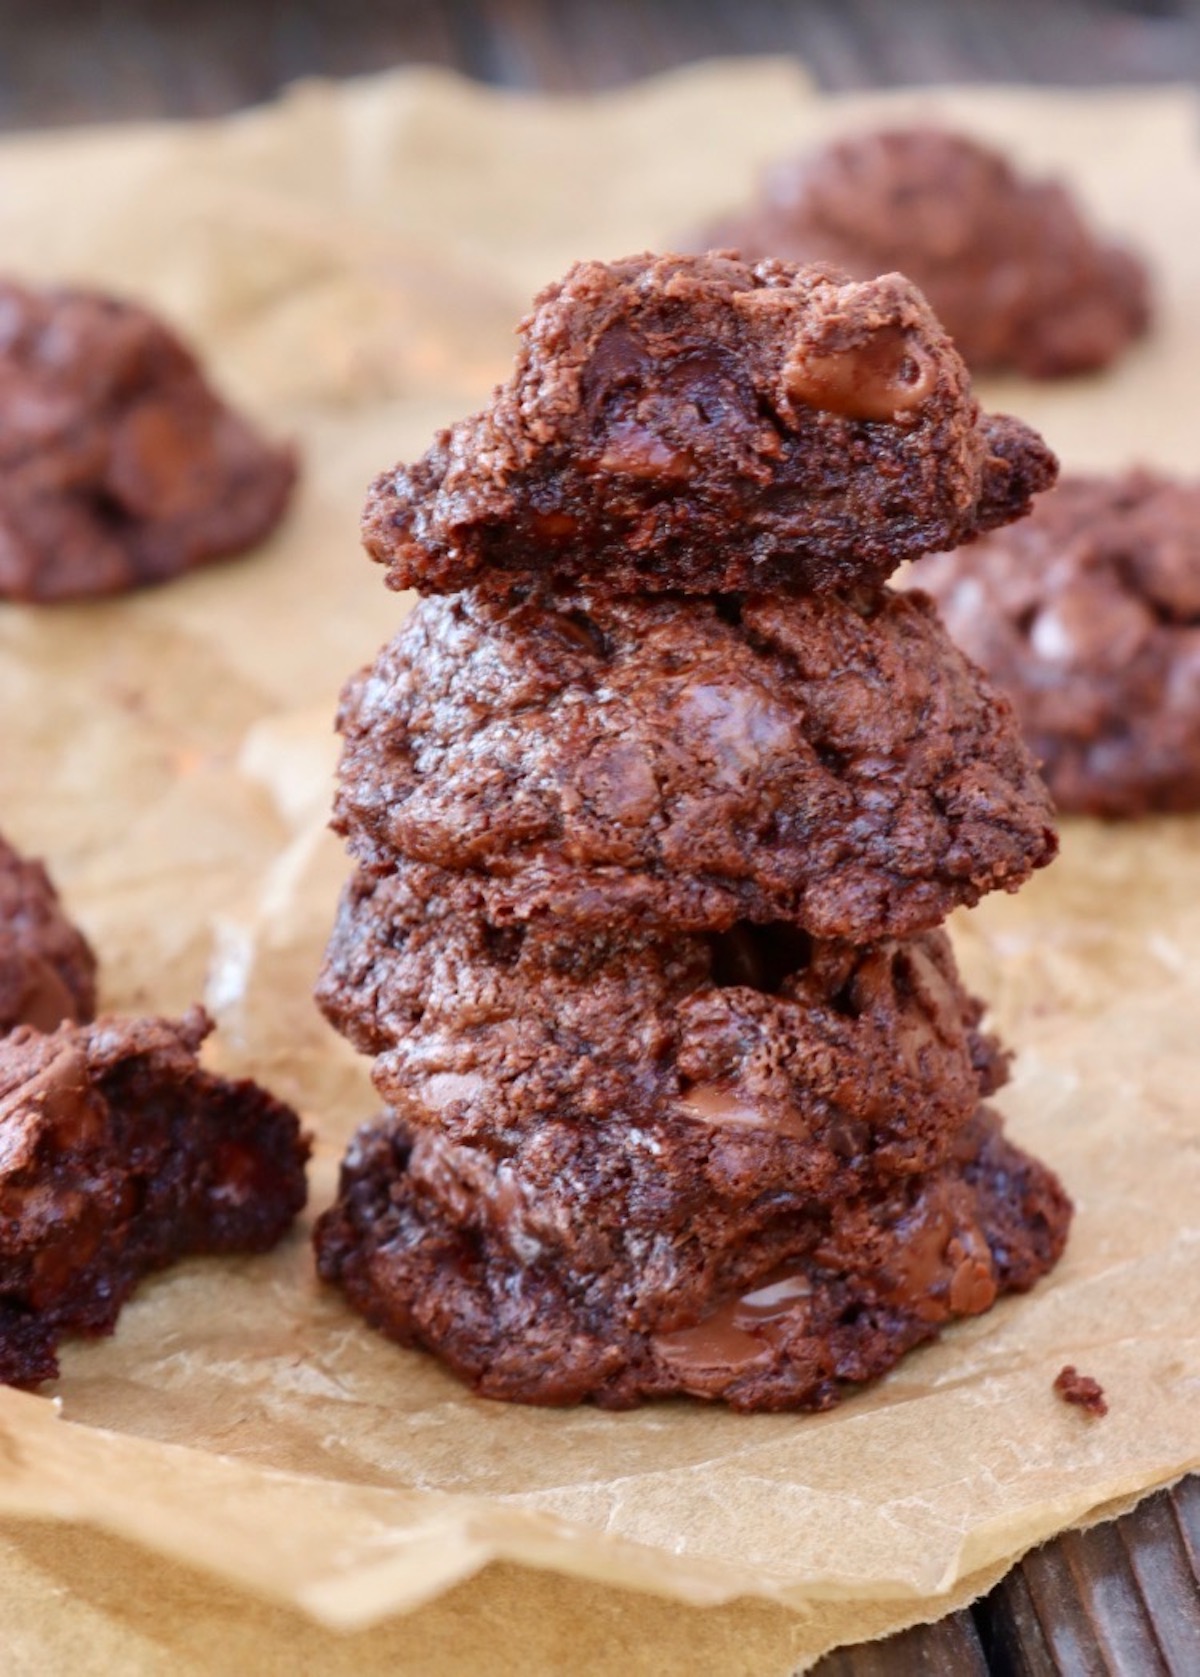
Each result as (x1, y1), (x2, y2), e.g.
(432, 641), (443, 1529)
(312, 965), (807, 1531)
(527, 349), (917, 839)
(0, 1007), (309, 1385)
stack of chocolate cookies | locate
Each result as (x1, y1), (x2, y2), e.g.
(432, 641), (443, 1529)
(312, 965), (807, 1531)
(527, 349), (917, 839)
(316, 253), (1073, 1411)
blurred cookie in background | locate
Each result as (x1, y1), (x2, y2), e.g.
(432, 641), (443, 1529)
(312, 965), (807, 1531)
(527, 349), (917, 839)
(0, 280), (296, 603)
(692, 127), (1150, 379)
(919, 471), (1200, 816)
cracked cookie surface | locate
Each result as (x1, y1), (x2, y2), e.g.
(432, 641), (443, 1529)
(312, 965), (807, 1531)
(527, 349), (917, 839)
(334, 583), (1056, 941)
(363, 253), (1054, 598)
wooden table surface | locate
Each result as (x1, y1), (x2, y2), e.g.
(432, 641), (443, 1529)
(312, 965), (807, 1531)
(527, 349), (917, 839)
(2, 0), (1200, 124)
(3, 4), (1199, 1673)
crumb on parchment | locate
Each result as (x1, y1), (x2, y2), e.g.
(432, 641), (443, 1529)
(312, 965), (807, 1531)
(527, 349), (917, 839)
(1055, 1364), (1108, 1417)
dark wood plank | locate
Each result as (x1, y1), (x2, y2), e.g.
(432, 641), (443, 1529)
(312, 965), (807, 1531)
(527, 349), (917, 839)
(822, 1479), (1200, 1673)
(976, 1562), (1061, 1677)
(813, 1609), (988, 1675)
(978, 1481), (1200, 1675)
(1022, 1527), (1169, 1673)
(3, 0), (1200, 131)
(1172, 1474), (1200, 1569)
(807, 1478), (1200, 1677)
(1116, 1487), (1200, 1671)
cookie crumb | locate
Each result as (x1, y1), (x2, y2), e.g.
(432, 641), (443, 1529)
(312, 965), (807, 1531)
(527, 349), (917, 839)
(1055, 1364), (1108, 1417)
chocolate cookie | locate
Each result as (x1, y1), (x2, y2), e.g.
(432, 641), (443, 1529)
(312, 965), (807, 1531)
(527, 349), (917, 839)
(334, 584), (1056, 941)
(0, 833), (97, 1034)
(314, 1106), (1071, 1410)
(363, 253), (1055, 598)
(319, 862), (1007, 1201)
(0, 1007), (309, 1385)
(695, 128), (1150, 379)
(920, 471), (1200, 816)
(0, 280), (296, 602)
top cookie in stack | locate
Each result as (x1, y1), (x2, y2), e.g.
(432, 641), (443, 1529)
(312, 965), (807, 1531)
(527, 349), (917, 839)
(363, 255), (1055, 596)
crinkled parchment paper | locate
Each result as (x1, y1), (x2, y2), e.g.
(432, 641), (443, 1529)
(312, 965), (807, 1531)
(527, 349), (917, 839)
(1, 60), (1199, 1675)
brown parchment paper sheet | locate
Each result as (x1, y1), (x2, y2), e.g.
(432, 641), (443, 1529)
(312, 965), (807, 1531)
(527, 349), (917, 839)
(2, 59), (1200, 1674)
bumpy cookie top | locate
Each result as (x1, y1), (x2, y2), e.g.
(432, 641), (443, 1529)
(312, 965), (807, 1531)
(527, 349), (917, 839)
(0, 280), (296, 602)
(334, 584), (1057, 941)
(696, 128), (1150, 379)
(0, 833), (97, 1035)
(363, 252), (1056, 598)
(0, 1007), (207, 1111)
(921, 470), (1200, 816)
